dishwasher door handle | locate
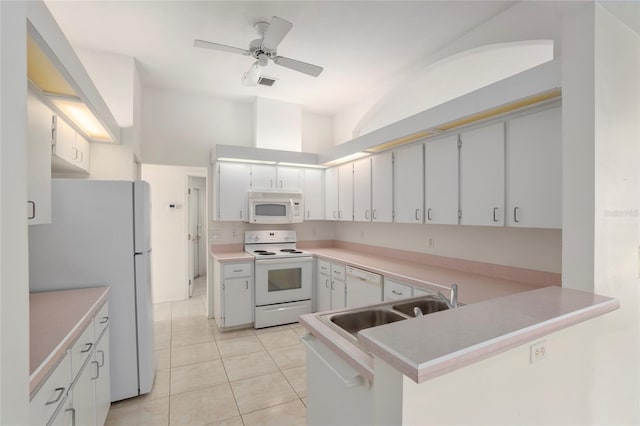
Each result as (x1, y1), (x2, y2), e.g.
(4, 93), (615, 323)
(300, 335), (367, 388)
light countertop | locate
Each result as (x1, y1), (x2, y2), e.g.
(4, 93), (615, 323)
(30, 287), (109, 395)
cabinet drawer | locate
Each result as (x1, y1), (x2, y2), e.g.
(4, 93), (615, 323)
(94, 302), (109, 339)
(384, 279), (412, 301)
(70, 323), (95, 379)
(224, 263), (252, 278)
(317, 260), (330, 276)
(331, 264), (346, 281)
(30, 352), (71, 426)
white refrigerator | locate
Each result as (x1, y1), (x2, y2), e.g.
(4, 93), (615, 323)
(29, 179), (155, 402)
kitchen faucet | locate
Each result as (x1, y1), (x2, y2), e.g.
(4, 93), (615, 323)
(437, 283), (458, 309)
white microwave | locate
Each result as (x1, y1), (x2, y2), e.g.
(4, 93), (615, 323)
(248, 191), (304, 224)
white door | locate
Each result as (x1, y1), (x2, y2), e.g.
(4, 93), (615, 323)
(73, 362), (97, 426)
(27, 90), (52, 225)
(460, 122), (505, 226)
(425, 135), (459, 225)
(303, 169), (324, 220)
(276, 167), (303, 191)
(338, 163), (353, 221)
(506, 106), (562, 228)
(331, 279), (346, 310)
(316, 272), (331, 312)
(394, 144), (424, 223)
(224, 277), (253, 327)
(371, 151), (393, 222)
(188, 185), (199, 296)
(94, 331), (111, 426)
(353, 158), (372, 221)
(251, 165), (277, 190)
(217, 162), (251, 220)
(324, 167), (339, 220)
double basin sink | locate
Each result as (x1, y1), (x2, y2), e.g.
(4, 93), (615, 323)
(320, 296), (452, 345)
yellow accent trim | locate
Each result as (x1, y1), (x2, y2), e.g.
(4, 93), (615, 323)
(435, 90), (561, 131)
(27, 36), (77, 97)
(365, 131), (432, 153)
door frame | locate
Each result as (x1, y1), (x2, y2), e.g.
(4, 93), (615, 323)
(184, 170), (207, 300)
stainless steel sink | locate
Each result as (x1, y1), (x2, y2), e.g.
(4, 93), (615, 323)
(330, 309), (406, 337)
(392, 298), (450, 317)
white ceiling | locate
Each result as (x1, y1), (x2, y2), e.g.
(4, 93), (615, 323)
(45, 1), (518, 116)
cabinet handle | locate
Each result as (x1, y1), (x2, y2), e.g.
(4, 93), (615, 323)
(280, 180), (283, 188)
(372, 210), (377, 220)
(325, 278), (329, 289)
(269, 179), (273, 188)
(330, 280), (335, 290)
(513, 207), (520, 223)
(307, 210), (310, 219)
(45, 387), (65, 405)
(493, 207), (499, 222)
(365, 210), (370, 220)
(415, 209), (421, 221)
(245, 280), (249, 290)
(65, 407), (76, 426)
(98, 350), (105, 367)
(239, 210), (243, 219)
(80, 151), (83, 162)
(80, 342), (93, 353)
(91, 361), (100, 380)
(100, 316), (109, 324)
(338, 210), (343, 219)
(333, 211), (337, 219)
(392, 290), (403, 296)
(27, 201), (36, 220)
(427, 208), (432, 221)
(233, 269), (243, 273)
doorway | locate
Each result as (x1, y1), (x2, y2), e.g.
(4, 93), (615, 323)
(187, 176), (206, 297)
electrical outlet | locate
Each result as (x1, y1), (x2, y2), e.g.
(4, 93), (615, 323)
(530, 341), (547, 363)
(427, 235), (435, 249)
(231, 229), (237, 238)
(360, 229), (365, 239)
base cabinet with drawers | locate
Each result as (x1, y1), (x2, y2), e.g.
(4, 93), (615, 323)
(30, 302), (110, 426)
(315, 260), (346, 312)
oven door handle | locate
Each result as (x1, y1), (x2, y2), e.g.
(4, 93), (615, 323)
(255, 256), (313, 266)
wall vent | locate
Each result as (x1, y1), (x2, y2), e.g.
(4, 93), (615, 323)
(258, 76), (277, 87)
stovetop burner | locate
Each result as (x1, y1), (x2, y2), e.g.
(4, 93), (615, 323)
(280, 249), (303, 253)
(255, 250), (276, 255)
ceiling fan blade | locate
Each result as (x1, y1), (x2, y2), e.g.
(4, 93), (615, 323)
(193, 39), (250, 56)
(273, 56), (323, 77)
(261, 16), (293, 50)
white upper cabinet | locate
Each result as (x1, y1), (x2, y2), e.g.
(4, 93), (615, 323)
(353, 158), (372, 222)
(303, 169), (324, 220)
(217, 162), (251, 221)
(250, 166), (302, 192)
(425, 135), (459, 225)
(506, 106), (562, 229)
(324, 167), (339, 220)
(338, 163), (354, 221)
(250, 165), (277, 190)
(371, 152), (393, 223)
(394, 144), (424, 223)
(460, 122), (505, 226)
(27, 90), (52, 225)
(51, 115), (90, 174)
(276, 167), (303, 192)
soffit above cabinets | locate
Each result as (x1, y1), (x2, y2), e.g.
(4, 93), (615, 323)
(26, 2), (121, 144)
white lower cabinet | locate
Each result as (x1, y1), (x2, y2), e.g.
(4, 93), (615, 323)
(383, 279), (413, 301)
(315, 260), (346, 312)
(31, 302), (110, 426)
(413, 287), (432, 297)
(213, 260), (254, 329)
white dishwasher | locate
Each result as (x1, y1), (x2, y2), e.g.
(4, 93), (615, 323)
(346, 266), (383, 309)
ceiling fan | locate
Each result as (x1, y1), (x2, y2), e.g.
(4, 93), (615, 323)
(194, 16), (324, 86)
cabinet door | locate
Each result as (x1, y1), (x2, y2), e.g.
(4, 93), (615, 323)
(73, 360), (97, 426)
(277, 167), (302, 192)
(223, 277), (253, 327)
(316, 272), (332, 312)
(27, 90), (52, 225)
(251, 165), (277, 190)
(506, 107), (562, 229)
(394, 144), (424, 223)
(338, 163), (353, 221)
(425, 135), (459, 225)
(384, 279), (413, 301)
(331, 279), (346, 310)
(217, 162), (251, 221)
(94, 330), (111, 426)
(353, 158), (372, 222)
(460, 123), (505, 226)
(324, 167), (339, 220)
(371, 152), (393, 223)
(303, 169), (324, 220)
(53, 115), (77, 164)
(75, 133), (91, 173)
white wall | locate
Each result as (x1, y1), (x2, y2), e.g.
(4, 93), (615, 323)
(302, 110), (333, 154)
(332, 1), (571, 145)
(208, 221), (335, 246)
(141, 164), (207, 303)
(335, 222), (562, 273)
(0, 2), (30, 423)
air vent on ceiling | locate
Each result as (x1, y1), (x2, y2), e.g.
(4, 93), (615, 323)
(258, 76), (277, 87)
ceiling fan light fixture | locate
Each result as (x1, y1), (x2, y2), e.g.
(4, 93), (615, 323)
(241, 61), (261, 86)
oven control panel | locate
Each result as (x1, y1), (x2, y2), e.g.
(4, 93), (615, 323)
(245, 230), (296, 244)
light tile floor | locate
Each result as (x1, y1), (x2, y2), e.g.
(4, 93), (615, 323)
(105, 276), (308, 426)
